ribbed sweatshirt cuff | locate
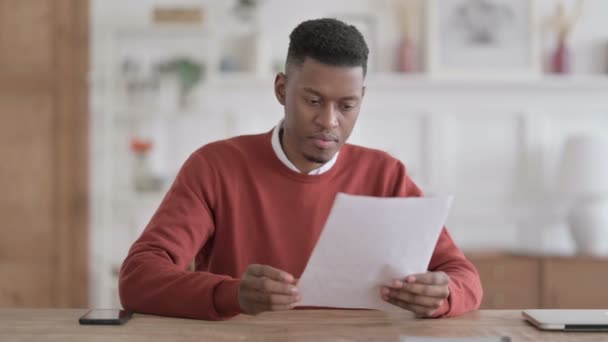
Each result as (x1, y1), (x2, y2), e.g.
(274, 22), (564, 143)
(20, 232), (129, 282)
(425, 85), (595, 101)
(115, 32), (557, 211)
(214, 278), (242, 318)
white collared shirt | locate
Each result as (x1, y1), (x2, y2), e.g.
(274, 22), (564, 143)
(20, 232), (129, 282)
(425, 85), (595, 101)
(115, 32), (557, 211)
(271, 120), (339, 175)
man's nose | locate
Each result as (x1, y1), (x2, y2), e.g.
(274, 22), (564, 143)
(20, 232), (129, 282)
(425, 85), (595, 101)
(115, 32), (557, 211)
(315, 104), (339, 129)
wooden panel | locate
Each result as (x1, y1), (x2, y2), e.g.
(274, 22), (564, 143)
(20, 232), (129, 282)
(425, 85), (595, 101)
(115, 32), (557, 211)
(0, 0), (89, 308)
(0, 91), (54, 213)
(542, 257), (608, 309)
(0, 264), (53, 307)
(0, 230), (53, 262)
(54, 0), (89, 308)
(0, 0), (54, 77)
(0, 91), (55, 265)
(0, 91), (57, 306)
(467, 253), (541, 309)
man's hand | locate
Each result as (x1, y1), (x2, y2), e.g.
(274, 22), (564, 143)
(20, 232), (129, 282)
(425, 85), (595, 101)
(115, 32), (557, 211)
(381, 271), (450, 318)
(238, 264), (301, 315)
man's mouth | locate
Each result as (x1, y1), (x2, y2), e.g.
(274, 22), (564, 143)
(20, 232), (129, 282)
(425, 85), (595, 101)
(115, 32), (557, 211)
(310, 134), (338, 150)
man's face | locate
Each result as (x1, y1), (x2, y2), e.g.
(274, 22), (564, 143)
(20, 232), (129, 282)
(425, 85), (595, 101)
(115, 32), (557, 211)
(275, 57), (365, 171)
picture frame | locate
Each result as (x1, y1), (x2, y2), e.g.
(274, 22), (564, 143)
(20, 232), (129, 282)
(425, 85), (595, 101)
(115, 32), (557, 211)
(426, 0), (540, 80)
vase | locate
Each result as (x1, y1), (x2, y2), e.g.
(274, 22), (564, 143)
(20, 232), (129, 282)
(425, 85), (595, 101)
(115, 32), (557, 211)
(396, 36), (416, 73)
(551, 38), (570, 74)
(568, 196), (608, 256)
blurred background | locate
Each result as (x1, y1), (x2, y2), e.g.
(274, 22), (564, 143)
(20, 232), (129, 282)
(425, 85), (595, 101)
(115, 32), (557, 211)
(2, 0), (608, 312)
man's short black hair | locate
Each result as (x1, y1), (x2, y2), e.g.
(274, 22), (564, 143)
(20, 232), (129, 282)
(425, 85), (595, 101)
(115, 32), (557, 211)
(286, 18), (369, 76)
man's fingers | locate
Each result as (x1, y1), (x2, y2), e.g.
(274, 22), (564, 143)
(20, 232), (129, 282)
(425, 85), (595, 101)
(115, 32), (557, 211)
(244, 277), (299, 295)
(387, 297), (438, 318)
(252, 293), (300, 306)
(247, 278), (299, 296)
(400, 282), (450, 298)
(403, 272), (449, 286)
(269, 293), (301, 305)
(239, 266), (300, 316)
(247, 264), (295, 283)
(245, 291), (300, 311)
(387, 288), (444, 308)
(238, 290), (298, 315)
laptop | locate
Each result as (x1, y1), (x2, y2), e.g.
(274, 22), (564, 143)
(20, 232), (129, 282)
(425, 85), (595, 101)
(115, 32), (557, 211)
(522, 309), (608, 331)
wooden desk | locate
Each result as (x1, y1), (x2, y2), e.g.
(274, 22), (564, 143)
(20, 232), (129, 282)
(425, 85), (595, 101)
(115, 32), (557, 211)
(1, 309), (606, 341)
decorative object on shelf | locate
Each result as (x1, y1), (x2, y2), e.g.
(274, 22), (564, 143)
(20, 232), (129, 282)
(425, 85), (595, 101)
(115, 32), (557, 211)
(121, 57), (160, 107)
(130, 137), (164, 193)
(152, 6), (204, 25)
(227, 0), (272, 76)
(157, 57), (204, 109)
(545, 0), (584, 74)
(220, 55), (241, 73)
(396, 34), (416, 74)
(557, 134), (608, 256)
(426, 0), (540, 79)
(395, 0), (420, 73)
(232, 0), (261, 24)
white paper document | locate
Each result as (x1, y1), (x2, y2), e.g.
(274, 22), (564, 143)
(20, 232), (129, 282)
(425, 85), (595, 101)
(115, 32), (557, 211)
(297, 193), (453, 311)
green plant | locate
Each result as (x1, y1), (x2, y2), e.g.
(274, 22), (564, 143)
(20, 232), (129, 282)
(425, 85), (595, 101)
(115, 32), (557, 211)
(158, 57), (204, 105)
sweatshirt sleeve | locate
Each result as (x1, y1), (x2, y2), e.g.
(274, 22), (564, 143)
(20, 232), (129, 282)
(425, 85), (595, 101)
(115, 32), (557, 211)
(391, 160), (483, 317)
(118, 150), (241, 321)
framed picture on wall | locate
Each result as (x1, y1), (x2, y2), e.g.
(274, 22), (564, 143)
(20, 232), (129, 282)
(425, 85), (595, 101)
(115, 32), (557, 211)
(426, 0), (540, 79)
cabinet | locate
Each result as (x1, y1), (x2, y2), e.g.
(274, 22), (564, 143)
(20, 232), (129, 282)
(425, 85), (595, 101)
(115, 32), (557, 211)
(466, 251), (608, 309)
(467, 253), (541, 309)
(541, 257), (608, 308)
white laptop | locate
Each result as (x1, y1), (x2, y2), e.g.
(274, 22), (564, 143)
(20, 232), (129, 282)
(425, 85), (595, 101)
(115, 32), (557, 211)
(522, 309), (608, 331)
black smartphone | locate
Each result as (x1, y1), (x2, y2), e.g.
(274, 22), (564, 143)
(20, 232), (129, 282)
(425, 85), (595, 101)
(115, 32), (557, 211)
(78, 309), (132, 325)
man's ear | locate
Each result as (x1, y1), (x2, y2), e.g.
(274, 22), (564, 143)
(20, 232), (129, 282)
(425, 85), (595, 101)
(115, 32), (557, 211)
(362, 85), (366, 98)
(274, 72), (287, 105)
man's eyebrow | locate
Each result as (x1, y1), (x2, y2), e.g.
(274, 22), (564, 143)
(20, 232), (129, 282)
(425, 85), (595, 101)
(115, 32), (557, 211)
(302, 87), (323, 96)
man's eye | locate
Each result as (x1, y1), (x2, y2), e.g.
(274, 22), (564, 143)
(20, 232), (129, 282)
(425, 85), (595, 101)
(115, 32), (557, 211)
(341, 104), (355, 111)
(307, 98), (321, 105)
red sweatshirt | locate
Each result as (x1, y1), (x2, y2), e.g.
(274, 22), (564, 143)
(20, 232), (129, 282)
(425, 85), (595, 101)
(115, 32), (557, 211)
(119, 130), (482, 320)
